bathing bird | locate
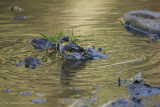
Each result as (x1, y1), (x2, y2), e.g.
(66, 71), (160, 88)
(59, 36), (93, 60)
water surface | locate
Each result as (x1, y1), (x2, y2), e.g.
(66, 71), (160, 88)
(0, 0), (160, 107)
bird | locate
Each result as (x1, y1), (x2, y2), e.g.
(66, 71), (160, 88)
(59, 36), (93, 60)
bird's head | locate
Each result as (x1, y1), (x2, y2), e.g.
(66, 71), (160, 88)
(59, 36), (69, 44)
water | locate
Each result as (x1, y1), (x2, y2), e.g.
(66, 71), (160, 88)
(0, 0), (160, 107)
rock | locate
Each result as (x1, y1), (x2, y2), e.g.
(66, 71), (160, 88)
(5, 88), (11, 93)
(101, 73), (160, 107)
(128, 81), (160, 97)
(111, 98), (129, 107)
(19, 91), (33, 96)
(31, 98), (46, 103)
(12, 16), (26, 20)
(121, 10), (160, 40)
(13, 61), (25, 66)
(93, 85), (101, 89)
(29, 38), (56, 50)
(25, 57), (40, 69)
(132, 72), (142, 83)
(13, 57), (40, 69)
(87, 47), (106, 60)
(36, 93), (44, 97)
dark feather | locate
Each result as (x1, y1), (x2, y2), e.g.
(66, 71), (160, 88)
(63, 43), (86, 52)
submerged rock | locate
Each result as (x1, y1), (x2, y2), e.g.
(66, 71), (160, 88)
(111, 98), (129, 107)
(31, 98), (46, 103)
(25, 57), (40, 69)
(12, 16), (26, 20)
(129, 72), (160, 97)
(129, 80), (160, 97)
(87, 47), (106, 60)
(14, 57), (40, 69)
(121, 10), (160, 40)
(19, 91), (33, 96)
(5, 88), (11, 93)
(29, 38), (56, 50)
(101, 72), (160, 107)
(10, 5), (23, 12)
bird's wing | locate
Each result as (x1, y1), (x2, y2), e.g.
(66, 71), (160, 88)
(63, 43), (86, 52)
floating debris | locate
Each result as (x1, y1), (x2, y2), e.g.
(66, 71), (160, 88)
(117, 77), (121, 87)
(109, 58), (143, 66)
(31, 98), (46, 103)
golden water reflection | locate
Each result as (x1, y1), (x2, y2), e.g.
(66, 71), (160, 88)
(0, 0), (160, 106)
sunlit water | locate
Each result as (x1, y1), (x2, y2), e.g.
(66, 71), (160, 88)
(0, 0), (160, 107)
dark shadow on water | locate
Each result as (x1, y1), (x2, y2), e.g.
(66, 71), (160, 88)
(60, 59), (87, 86)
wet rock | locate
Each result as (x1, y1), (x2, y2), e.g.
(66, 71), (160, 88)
(13, 61), (25, 66)
(129, 81), (160, 97)
(19, 91), (33, 96)
(101, 73), (160, 107)
(121, 10), (160, 40)
(87, 47), (106, 60)
(29, 38), (56, 50)
(10, 5), (22, 12)
(31, 98), (46, 103)
(93, 85), (101, 89)
(111, 98), (129, 107)
(97, 48), (102, 51)
(12, 16), (26, 20)
(14, 57), (40, 69)
(129, 72), (160, 97)
(75, 88), (82, 91)
(5, 88), (11, 93)
(25, 57), (40, 69)
(110, 58), (143, 66)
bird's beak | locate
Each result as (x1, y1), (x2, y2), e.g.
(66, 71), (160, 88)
(63, 41), (69, 44)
